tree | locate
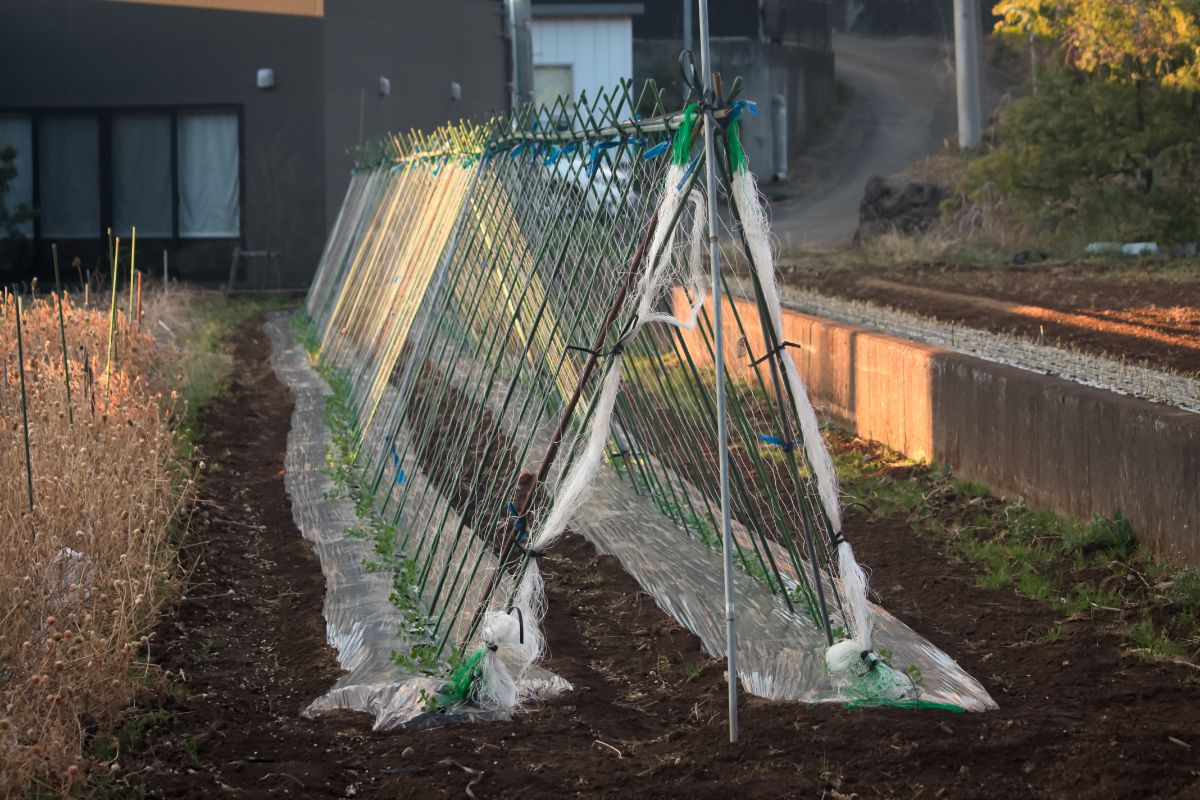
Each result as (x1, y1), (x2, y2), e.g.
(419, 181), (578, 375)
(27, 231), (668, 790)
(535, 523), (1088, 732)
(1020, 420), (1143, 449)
(0, 145), (36, 240)
(994, 0), (1200, 91)
(960, 1), (1200, 244)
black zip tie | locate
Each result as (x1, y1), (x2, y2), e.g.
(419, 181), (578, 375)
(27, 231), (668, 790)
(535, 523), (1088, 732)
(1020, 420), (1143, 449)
(845, 501), (871, 517)
(607, 314), (638, 357)
(832, 532), (846, 546)
(566, 344), (603, 358)
(748, 340), (803, 368)
(511, 607), (524, 645)
(522, 546), (544, 559)
(861, 650), (880, 671)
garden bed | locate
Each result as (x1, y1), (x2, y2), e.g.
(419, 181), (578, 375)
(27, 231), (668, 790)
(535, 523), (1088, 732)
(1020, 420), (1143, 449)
(115, 315), (1200, 798)
(778, 258), (1200, 375)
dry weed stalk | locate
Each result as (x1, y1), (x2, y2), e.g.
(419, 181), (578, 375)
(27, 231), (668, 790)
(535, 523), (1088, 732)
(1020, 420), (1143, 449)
(0, 292), (191, 795)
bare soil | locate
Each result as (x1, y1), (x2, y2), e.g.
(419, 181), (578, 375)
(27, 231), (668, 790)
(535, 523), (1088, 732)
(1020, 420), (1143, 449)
(115, 318), (1200, 798)
(781, 259), (1200, 374)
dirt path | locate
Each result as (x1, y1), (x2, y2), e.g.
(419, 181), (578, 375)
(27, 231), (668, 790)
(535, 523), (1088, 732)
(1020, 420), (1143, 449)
(119, 317), (1200, 798)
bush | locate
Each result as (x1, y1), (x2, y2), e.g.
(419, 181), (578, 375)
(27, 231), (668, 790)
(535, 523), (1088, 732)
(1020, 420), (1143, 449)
(1062, 509), (1138, 558)
(965, 68), (1200, 243)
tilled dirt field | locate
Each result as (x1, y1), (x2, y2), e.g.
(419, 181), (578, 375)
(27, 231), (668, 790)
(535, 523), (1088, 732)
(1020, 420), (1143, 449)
(781, 260), (1200, 374)
(116, 319), (1200, 799)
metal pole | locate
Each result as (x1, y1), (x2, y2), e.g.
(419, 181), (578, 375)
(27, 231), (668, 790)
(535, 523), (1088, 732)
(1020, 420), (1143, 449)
(682, 0), (692, 60)
(953, 0), (983, 148)
(506, 0), (519, 111)
(508, 0), (534, 109)
(698, 0), (737, 745)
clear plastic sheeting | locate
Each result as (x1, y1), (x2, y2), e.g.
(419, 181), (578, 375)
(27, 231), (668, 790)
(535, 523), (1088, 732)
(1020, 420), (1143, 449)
(578, 468), (997, 710)
(264, 313), (571, 730)
(298, 82), (1000, 717)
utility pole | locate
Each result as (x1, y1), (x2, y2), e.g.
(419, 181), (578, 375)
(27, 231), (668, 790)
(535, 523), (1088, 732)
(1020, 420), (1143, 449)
(953, 0), (983, 148)
(507, 0), (534, 110)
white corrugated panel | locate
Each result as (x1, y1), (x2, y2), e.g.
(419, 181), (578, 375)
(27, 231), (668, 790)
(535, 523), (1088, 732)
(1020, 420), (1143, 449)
(532, 17), (633, 105)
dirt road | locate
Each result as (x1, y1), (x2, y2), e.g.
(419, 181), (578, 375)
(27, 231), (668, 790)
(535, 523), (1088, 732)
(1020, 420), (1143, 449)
(770, 34), (1011, 248)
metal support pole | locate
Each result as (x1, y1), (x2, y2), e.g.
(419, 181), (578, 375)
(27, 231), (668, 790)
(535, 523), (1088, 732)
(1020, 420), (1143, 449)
(698, 0), (738, 745)
(682, 0), (692, 62)
(507, 0), (534, 110)
(953, 0), (983, 148)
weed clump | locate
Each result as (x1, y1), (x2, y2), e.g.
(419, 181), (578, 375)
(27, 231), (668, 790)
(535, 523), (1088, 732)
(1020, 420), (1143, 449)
(0, 291), (191, 794)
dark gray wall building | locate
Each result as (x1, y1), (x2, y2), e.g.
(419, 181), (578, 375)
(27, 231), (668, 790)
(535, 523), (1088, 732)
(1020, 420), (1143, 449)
(0, 0), (507, 287)
(633, 0), (835, 179)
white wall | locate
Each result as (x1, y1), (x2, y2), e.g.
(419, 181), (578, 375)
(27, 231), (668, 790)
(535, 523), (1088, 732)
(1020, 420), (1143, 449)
(531, 16), (633, 106)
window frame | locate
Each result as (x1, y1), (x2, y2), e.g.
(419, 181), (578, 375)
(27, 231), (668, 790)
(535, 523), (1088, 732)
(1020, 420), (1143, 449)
(0, 104), (245, 244)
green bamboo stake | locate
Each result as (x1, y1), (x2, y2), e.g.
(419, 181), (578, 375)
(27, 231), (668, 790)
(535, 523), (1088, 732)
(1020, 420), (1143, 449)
(14, 295), (35, 516)
(51, 244), (73, 425)
(106, 236), (120, 391)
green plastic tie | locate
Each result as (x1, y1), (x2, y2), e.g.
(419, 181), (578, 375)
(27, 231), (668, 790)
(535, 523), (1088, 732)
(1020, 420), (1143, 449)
(728, 115), (747, 174)
(672, 103), (699, 166)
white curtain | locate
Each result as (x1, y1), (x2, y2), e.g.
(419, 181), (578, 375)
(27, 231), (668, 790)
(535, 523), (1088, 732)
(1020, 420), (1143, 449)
(178, 112), (239, 238)
(0, 115), (34, 238)
(112, 114), (172, 237)
(38, 116), (100, 239)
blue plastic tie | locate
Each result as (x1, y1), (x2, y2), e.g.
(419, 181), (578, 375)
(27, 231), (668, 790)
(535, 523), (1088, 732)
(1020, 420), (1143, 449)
(390, 443), (407, 485)
(759, 433), (803, 453)
(642, 141), (669, 160)
(729, 100), (760, 121)
(587, 140), (620, 176)
(510, 144), (525, 158)
(507, 501), (527, 544)
(675, 152), (702, 190)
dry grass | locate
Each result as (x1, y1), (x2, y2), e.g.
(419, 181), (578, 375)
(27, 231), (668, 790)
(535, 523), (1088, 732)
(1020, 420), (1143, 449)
(0, 290), (192, 795)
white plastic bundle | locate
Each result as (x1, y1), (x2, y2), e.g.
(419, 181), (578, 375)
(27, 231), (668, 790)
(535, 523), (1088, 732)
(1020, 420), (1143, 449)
(727, 148), (880, 676)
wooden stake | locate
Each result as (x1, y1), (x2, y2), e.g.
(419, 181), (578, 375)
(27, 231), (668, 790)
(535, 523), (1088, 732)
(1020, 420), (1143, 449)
(106, 236), (121, 391)
(128, 226), (137, 323)
(52, 244), (74, 424)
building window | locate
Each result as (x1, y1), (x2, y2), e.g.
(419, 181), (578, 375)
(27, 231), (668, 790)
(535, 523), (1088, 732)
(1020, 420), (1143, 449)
(0, 107), (241, 241)
(178, 112), (240, 238)
(38, 115), (101, 239)
(0, 114), (34, 238)
(533, 65), (574, 109)
(112, 113), (173, 238)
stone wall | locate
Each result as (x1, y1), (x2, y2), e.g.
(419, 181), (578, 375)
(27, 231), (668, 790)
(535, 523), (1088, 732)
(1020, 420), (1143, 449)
(673, 290), (1200, 565)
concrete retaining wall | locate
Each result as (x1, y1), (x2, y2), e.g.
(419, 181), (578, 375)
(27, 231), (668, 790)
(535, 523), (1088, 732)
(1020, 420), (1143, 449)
(674, 290), (1200, 565)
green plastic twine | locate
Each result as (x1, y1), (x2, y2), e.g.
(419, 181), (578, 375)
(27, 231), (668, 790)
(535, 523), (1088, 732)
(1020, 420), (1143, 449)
(727, 115), (747, 174)
(439, 648), (486, 707)
(672, 103), (699, 166)
(841, 662), (966, 712)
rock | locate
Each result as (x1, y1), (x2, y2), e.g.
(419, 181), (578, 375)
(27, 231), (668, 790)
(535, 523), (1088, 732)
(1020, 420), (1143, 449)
(855, 175), (945, 241)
